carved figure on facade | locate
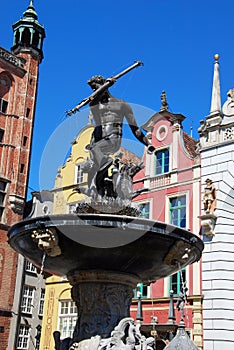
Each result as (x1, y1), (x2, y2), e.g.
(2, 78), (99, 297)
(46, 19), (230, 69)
(222, 88), (234, 117)
(227, 88), (234, 100)
(203, 178), (216, 213)
(31, 226), (61, 257)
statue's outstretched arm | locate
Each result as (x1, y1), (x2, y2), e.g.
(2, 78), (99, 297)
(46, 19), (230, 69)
(124, 103), (154, 154)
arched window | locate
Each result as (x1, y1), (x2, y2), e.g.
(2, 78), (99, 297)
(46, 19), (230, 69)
(21, 28), (31, 47)
(14, 30), (20, 46)
(32, 31), (39, 48)
(0, 73), (11, 114)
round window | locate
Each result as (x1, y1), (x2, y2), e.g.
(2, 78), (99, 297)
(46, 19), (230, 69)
(156, 125), (168, 141)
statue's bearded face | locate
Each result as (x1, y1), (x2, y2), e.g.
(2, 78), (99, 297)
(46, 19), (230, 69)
(87, 75), (106, 90)
(89, 81), (102, 91)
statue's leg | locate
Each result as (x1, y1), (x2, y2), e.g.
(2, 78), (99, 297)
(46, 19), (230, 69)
(85, 137), (121, 197)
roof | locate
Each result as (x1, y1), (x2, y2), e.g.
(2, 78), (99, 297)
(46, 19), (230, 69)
(119, 146), (141, 164)
(182, 131), (199, 158)
(142, 110), (186, 133)
(164, 320), (199, 349)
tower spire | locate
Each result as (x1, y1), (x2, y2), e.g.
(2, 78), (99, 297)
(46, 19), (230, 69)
(210, 54), (221, 115)
(23, 0), (38, 20)
(11, 0), (45, 61)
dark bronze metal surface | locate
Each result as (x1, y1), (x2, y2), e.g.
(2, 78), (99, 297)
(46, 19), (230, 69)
(8, 213), (203, 282)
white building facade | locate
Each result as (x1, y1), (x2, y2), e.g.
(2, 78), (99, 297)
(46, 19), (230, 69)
(199, 55), (234, 349)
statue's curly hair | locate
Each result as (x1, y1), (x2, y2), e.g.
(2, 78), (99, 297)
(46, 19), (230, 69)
(87, 75), (106, 86)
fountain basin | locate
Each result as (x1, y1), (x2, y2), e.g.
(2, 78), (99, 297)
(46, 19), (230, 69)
(8, 213), (203, 282)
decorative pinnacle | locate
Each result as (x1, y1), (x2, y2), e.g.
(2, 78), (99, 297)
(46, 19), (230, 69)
(210, 53), (221, 114)
(23, 0), (38, 20)
(214, 53), (219, 62)
(160, 90), (169, 111)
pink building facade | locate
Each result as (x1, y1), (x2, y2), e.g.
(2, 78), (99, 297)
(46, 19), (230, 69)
(131, 104), (203, 348)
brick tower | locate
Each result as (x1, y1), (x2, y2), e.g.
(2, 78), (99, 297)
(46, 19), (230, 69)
(0, 1), (45, 348)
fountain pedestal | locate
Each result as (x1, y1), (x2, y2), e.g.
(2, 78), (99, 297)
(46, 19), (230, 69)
(8, 213), (204, 349)
(68, 271), (138, 341)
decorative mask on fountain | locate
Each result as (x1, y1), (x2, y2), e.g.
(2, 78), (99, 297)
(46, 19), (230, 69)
(31, 225), (61, 257)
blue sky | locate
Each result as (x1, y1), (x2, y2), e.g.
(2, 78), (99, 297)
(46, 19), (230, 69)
(1, 0), (234, 195)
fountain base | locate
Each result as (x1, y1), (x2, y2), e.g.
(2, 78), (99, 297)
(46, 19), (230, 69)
(67, 270), (138, 342)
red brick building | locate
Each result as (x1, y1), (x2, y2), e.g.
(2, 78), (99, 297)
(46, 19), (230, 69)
(0, 2), (45, 348)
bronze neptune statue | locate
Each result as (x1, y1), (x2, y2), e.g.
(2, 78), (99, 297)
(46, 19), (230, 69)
(67, 62), (154, 200)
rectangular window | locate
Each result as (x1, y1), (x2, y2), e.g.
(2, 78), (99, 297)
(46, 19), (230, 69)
(17, 325), (30, 350)
(23, 136), (27, 147)
(0, 180), (7, 221)
(58, 301), (78, 339)
(76, 164), (84, 184)
(20, 164), (25, 173)
(0, 192), (5, 206)
(155, 149), (169, 175)
(170, 195), (186, 228)
(138, 202), (150, 219)
(0, 129), (4, 142)
(21, 285), (34, 314)
(26, 108), (30, 118)
(39, 289), (45, 316)
(0, 98), (8, 114)
(133, 283), (149, 298)
(25, 260), (37, 273)
(170, 269), (186, 296)
(0, 180), (7, 192)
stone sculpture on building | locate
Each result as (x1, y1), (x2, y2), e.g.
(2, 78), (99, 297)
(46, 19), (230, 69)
(203, 178), (216, 214)
(198, 178), (217, 238)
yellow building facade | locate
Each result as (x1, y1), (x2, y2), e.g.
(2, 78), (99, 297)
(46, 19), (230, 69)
(53, 124), (94, 214)
(40, 125), (94, 349)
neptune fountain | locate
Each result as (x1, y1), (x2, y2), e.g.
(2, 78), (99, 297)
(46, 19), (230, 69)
(8, 62), (203, 349)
